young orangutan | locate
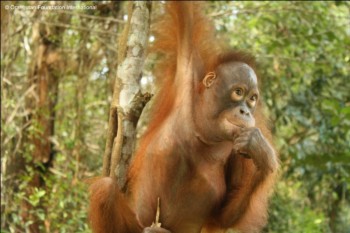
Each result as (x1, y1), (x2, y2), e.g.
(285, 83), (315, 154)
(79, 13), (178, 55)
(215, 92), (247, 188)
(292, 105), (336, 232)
(89, 2), (279, 233)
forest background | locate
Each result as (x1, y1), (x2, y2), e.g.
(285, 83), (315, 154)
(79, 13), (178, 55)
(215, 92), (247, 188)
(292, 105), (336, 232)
(1, 1), (349, 233)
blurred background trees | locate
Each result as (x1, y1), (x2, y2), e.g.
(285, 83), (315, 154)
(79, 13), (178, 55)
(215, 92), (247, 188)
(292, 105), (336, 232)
(1, 1), (349, 233)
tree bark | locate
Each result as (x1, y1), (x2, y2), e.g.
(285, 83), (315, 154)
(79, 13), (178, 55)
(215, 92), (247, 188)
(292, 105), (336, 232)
(102, 1), (152, 189)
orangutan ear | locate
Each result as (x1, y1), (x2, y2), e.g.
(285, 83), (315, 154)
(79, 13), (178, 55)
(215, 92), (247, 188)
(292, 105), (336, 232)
(202, 72), (217, 88)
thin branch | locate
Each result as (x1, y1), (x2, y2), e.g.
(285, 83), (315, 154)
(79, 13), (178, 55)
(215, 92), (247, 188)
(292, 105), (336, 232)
(95, 35), (118, 53)
(102, 106), (118, 176)
(56, 10), (125, 24)
(35, 20), (119, 36)
(211, 4), (348, 18)
(256, 55), (335, 64)
(3, 121), (31, 147)
(5, 84), (36, 124)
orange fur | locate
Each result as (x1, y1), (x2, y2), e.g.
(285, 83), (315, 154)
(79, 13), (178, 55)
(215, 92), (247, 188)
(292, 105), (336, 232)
(89, 177), (142, 233)
(89, 2), (278, 233)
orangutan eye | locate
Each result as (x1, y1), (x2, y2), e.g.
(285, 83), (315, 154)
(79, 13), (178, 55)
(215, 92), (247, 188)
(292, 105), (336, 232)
(235, 88), (243, 96)
(231, 88), (244, 101)
(251, 94), (258, 101)
(248, 94), (258, 107)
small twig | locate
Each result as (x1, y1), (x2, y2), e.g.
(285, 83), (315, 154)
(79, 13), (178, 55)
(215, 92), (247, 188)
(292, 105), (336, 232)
(256, 55), (331, 64)
(49, 168), (67, 178)
(211, 5), (348, 18)
(36, 20), (119, 36)
(5, 84), (36, 124)
(56, 10), (125, 24)
(151, 197), (162, 227)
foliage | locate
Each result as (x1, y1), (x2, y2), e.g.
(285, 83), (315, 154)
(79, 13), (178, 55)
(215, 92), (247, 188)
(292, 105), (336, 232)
(264, 178), (328, 233)
(210, 1), (350, 232)
(2, 156), (91, 233)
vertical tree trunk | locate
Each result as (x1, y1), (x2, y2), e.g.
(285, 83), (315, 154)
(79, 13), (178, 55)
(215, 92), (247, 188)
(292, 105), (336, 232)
(1, 2), (12, 230)
(102, 1), (152, 189)
(329, 182), (345, 233)
(72, 29), (90, 183)
(72, 22), (103, 182)
(98, 1), (122, 95)
(21, 3), (71, 232)
(73, 60), (88, 182)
